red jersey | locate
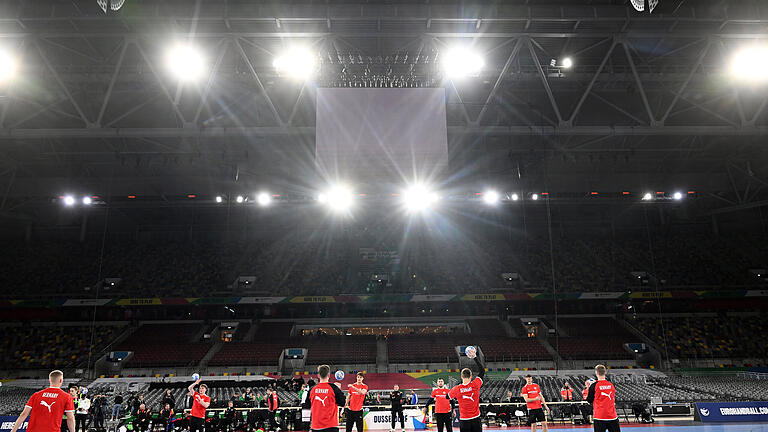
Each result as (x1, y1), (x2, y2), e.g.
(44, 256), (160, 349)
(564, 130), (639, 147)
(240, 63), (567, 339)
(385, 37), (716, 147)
(26, 388), (74, 432)
(268, 393), (280, 411)
(348, 383), (368, 412)
(448, 377), (482, 420)
(521, 383), (542, 409)
(582, 387), (589, 400)
(309, 382), (344, 430)
(560, 387), (573, 401)
(587, 380), (617, 421)
(190, 392), (210, 418)
(431, 388), (451, 414)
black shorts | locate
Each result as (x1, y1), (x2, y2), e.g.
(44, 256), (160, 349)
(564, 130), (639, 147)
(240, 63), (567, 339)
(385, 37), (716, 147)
(527, 408), (546, 425)
(458, 418), (482, 432)
(190, 416), (205, 432)
(594, 419), (620, 432)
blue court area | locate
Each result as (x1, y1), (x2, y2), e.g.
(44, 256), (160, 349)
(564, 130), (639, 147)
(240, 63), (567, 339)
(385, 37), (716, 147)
(481, 425), (768, 432)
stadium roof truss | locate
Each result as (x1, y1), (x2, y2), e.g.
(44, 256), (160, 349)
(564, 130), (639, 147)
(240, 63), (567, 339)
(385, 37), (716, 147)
(0, 0), (766, 141)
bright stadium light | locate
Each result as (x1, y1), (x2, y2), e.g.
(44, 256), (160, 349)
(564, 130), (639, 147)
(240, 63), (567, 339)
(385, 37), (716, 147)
(215, 196), (223, 203)
(402, 184), (439, 212)
(256, 192), (272, 207)
(320, 185), (354, 212)
(642, 192), (653, 201)
(273, 47), (317, 81)
(442, 47), (484, 79)
(729, 45), (768, 83)
(63, 195), (76, 206)
(561, 57), (573, 69)
(0, 50), (18, 83)
(673, 192), (683, 200)
(166, 44), (205, 82)
(82, 196), (92, 205)
(235, 195), (245, 203)
(511, 193), (519, 201)
(482, 190), (500, 205)
(531, 193), (539, 201)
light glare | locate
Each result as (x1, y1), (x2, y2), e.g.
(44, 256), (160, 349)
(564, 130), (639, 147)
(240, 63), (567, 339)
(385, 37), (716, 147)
(442, 47), (484, 79)
(531, 193), (539, 201)
(673, 192), (683, 200)
(321, 185), (354, 212)
(483, 190), (500, 205)
(215, 196), (223, 203)
(0, 50), (18, 83)
(257, 193), (272, 206)
(403, 185), (439, 212)
(729, 45), (768, 83)
(82, 197), (92, 205)
(642, 193), (653, 201)
(166, 44), (205, 82)
(63, 195), (75, 206)
(236, 195), (245, 203)
(273, 48), (317, 80)
(561, 57), (573, 69)
(511, 193), (519, 201)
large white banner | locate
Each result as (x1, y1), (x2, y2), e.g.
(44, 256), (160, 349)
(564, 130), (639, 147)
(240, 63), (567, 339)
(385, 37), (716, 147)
(316, 88), (448, 182)
(362, 409), (427, 430)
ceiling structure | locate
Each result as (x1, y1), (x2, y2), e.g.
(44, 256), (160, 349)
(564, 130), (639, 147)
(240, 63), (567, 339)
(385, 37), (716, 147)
(0, 0), (767, 226)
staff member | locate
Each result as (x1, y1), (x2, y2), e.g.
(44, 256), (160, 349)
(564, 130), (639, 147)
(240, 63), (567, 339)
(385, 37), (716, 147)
(346, 373), (368, 432)
(303, 365), (346, 432)
(187, 378), (210, 432)
(10, 370), (75, 432)
(586, 365), (619, 432)
(390, 385), (405, 432)
(267, 388), (280, 432)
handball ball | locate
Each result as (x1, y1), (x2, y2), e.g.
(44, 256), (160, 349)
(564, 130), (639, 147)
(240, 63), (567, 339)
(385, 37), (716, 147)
(192, 373), (200, 381)
(334, 370), (345, 381)
(81, 387), (88, 395)
(465, 346), (476, 357)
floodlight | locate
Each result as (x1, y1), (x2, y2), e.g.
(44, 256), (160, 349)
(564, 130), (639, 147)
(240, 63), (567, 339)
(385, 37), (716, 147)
(82, 197), (92, 205)
(63, 195), (75, 206)
(256, 192), (272, 206)
(511, 193), (519, 201)
(561, 57), (573, 69)
(166, 44), (205, 82)
(402, 185), (439, 212)
(442, 47), (484, 79)
(273, 48), (317, 81)
(482, 190), (500, 205)
(215, 196), (223, 203)
(531, 193), (539, 201)
(0, 50), (18, 83)
(673, 192), (683, 200)
(729, 45), (768, 83)
(320, 185), (354, 212)
(642, 193), (653, 201)
(236, 195), (245, 203)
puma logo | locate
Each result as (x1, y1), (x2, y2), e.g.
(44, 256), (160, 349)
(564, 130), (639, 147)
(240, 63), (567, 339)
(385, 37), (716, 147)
(40, 401), (56, 413)
(600, 392), (613, 400)
(461, 395), (475, 402)
(314, 396), (327, 406)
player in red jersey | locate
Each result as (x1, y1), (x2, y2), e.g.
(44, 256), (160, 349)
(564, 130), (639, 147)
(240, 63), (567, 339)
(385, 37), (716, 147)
(10, 370), (75, 432)
(586, 365), (620, 432)
(521, 375), (550, 432)
(445, 348), (485, 432)
(304, 364), (346, 432)
(425, 378), (453, 432)
(187, 378), (210, 432)
(345, 372), (368, 432)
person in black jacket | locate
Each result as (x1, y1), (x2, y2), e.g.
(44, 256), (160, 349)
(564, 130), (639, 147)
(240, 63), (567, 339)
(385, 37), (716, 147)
(390, 385), (405, 432)
(135, 404), (151, 432)
(162, 390), (175, 410)
(223, 401), (237, 432)
(158, 403), (175, 432)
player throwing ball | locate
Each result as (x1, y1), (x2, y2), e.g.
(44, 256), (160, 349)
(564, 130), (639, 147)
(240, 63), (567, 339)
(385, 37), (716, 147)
(445, 346), (485, 432)
(187, 377), (210, 432)
(304, 365), (347, 432)
(586, 365), (619, 432)
(521, 375), (550, 432)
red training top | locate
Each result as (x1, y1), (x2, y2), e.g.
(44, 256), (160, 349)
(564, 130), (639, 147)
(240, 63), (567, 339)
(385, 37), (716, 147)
(521, 383), (542, 410)
(587, 380), (617, 421)
(348, 383), (368, 412)
(309, 382), (345, 430)
(269, 393), (280, 411)
(431, 388), (451, 414)
(190, 392), (210, 419)
(448, 377), (482, 420)
(560, 387), (573, 401)
(26, 388), (75, 432)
